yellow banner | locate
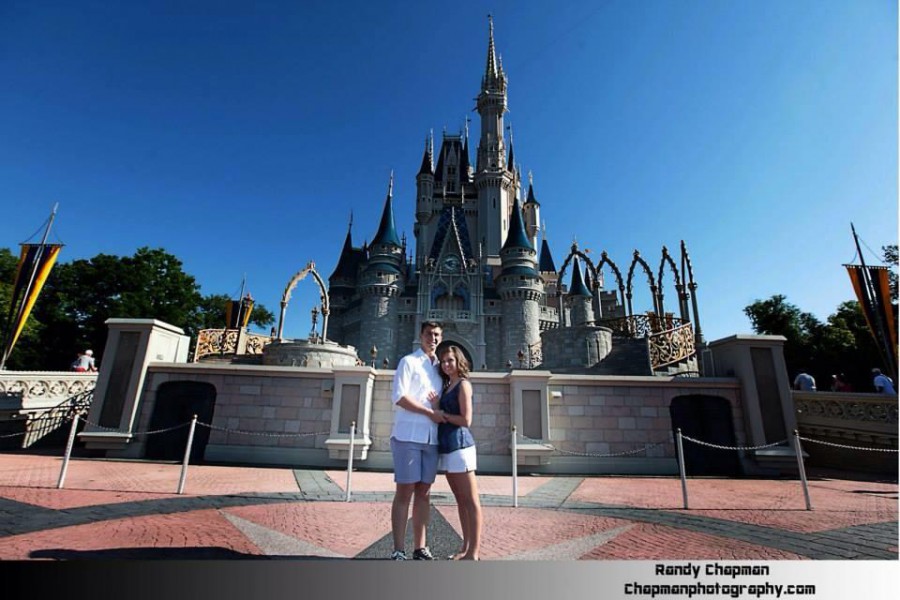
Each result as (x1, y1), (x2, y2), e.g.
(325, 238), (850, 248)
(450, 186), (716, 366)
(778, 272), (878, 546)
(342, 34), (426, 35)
(6, 244), (62, 357)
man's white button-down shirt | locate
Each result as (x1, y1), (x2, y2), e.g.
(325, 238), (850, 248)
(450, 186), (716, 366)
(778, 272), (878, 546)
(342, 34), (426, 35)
(391, 348), (443, 444)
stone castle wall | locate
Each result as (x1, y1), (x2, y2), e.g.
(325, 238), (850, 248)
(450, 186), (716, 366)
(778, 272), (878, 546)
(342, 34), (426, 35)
(122, 363), (743, 475)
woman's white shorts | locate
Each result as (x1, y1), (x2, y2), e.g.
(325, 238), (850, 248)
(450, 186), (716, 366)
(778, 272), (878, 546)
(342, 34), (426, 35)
(439, 445), (477, 473)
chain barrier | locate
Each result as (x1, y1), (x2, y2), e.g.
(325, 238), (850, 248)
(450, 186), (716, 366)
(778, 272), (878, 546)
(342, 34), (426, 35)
(517, 433), (669, 458)
(798, 435), (899, 453)
(129, 422), (191, 438)
(679, 435), (789, 452)
(198, 421), (330, 439)
(79, 418), (122, 432)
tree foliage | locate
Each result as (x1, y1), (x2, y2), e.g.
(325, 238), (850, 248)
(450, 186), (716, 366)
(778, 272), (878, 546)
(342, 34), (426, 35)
(744, 295), (883, 392)
(1, 247), (274, 370)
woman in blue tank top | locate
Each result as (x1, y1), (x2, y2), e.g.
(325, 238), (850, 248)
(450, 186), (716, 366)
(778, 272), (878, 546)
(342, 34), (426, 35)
(432, 345), (482, 560)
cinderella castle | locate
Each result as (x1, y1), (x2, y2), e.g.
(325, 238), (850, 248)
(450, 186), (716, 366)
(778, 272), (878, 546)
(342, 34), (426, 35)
(325, 19), (702, 374)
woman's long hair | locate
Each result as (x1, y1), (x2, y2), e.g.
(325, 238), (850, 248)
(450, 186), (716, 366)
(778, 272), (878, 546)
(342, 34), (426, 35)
(438, 345), (470, 387)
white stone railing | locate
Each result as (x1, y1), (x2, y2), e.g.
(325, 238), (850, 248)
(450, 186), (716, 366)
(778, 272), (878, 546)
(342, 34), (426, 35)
(0, 371), (97, 448)
(793, 391), (898, 446)
(0, 371), (97, 409)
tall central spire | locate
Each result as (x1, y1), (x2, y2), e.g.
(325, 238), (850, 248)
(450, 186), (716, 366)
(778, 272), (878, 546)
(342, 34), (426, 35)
(481, 14), (506, 94)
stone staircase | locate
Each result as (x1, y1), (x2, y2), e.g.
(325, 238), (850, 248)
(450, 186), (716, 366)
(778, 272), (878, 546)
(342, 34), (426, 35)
(569, 337), (698, 377)
(589, 337), (653, 375)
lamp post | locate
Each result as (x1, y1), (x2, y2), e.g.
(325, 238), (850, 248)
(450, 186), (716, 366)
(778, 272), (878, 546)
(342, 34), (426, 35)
(370, 345), (378, 369)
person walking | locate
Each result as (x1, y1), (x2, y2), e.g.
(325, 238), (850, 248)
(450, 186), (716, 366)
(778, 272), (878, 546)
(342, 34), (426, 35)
(871, 368), (896, 395)
(71, 349), (97, 372)
(434, 345), (482, 561)
(792, 369), (816, 391)
(388, 321), (444, 560)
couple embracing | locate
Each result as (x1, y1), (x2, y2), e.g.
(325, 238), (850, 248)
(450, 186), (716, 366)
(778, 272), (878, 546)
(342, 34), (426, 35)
(389, 321), (482, 561)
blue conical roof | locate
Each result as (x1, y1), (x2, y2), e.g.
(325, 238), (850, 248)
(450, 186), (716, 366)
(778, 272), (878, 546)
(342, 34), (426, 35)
(568, 256), (591, 297)
(417, 139), (432, 176)
(501, 195), (533, 251)
(538, 238), (556, 272)
(372, 181), (401, 247)
(525, 181), (540, 206)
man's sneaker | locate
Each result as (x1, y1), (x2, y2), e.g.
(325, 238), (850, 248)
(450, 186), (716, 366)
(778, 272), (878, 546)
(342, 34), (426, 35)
(412, 547), (435, 560)
(390, 550), (407, 561)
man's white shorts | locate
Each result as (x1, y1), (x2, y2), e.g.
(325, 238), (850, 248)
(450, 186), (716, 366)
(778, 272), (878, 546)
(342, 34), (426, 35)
(439, 445), (477, 473)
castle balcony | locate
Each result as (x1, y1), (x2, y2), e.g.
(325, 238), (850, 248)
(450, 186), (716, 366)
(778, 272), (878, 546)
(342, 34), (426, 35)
(427, 309), (474, 323)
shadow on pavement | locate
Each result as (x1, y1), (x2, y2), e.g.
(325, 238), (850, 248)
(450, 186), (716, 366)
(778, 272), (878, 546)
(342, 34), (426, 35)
(29, 547), (345, 560)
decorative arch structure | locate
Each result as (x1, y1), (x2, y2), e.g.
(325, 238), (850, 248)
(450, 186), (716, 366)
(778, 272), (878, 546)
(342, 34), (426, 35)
(596, 250), (626, 313)
(276, 261), (331, 342)
(555, 242), (597, 328)
(657, 246), (687, 322)
(626, 250), (658, 317)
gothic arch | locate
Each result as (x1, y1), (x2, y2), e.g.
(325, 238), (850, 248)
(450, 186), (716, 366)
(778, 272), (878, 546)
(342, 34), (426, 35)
(657, 246), (685, 321)
(276, 261), (331, 342)
(555, 244), (597, 327)
(626, 250), (658, 317)
(596, 251), (626, 313)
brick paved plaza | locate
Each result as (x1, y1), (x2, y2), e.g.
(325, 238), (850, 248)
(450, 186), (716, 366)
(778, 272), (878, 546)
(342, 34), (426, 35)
(0, 452), (896, 561)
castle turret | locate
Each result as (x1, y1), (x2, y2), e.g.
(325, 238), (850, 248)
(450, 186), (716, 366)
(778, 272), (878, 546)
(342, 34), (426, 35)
(496, 195), (543, 365)
(415, 135), (434, 261)
(328, 221), (359, 313)
(522, 174), (541, 249)
(567, 256), (594, 326)
(359, 174), (404, 365)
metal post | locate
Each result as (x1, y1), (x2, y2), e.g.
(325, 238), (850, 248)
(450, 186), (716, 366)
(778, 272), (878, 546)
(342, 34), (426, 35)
(57, 413), (80, 489)
(345, 421), (355, 502)
(511, 425), (518, 508)
(676, 428), (689, 509)
(793, 430), (812, 511)
(177, 415), (198, 495)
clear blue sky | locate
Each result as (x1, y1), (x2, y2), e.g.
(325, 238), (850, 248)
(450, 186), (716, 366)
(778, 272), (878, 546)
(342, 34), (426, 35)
(1, 0), (896, 343)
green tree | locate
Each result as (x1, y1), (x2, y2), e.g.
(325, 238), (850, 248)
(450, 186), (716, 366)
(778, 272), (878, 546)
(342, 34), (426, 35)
(11, 247), (274, 370)
(822, 300), (882, 390)
(744, 295), (887, 391)
(743, 294), (823, 378)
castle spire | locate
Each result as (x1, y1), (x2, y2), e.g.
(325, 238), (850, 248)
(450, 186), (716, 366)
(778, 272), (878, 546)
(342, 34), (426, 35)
(501, 194), (533, 252)
(538, 222), (557, 272)
(525, 171), (539, 206)
(568, 256), (592, 297)
(372, 171), (401, 247)
(507, 125), (515, 172)
(418, 135), (433, 175)
(483, 14), (499, 89)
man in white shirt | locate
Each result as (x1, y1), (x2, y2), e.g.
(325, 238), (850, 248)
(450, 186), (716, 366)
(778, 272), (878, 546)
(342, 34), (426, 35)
(389, 321), (445, 560)
(872, 368), (896, 395)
